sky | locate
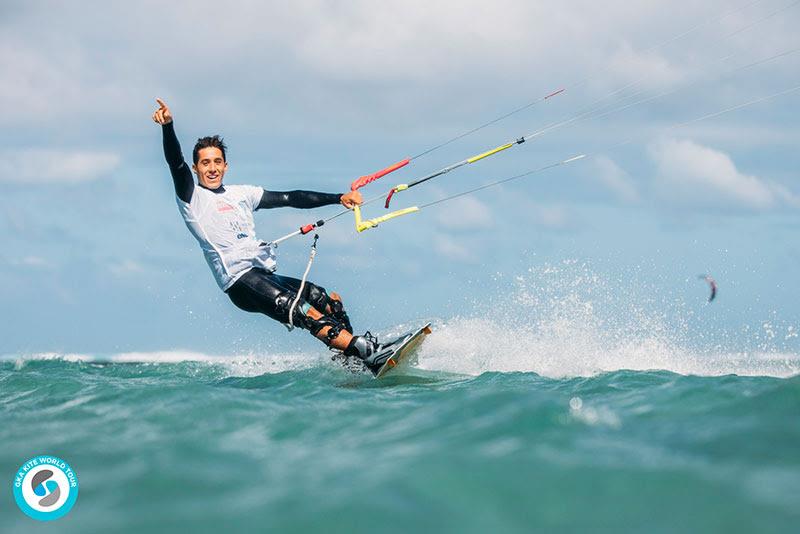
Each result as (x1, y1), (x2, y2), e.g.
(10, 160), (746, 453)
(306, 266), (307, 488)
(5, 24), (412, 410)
(1, 0), (798, 356)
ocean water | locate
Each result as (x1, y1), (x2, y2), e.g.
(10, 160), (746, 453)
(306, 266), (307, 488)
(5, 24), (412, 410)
(2, 268), (799, 533)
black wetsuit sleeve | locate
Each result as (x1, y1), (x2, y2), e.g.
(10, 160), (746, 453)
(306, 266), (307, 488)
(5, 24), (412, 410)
(257, 190), (343, 210)
(161, 122), (194, 203)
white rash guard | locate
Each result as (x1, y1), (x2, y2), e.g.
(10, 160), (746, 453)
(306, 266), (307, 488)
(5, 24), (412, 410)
(161, 122), (342, 291)
(177, 184), (275, 291)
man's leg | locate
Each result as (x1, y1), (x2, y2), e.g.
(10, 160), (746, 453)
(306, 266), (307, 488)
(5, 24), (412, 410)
(227, 270), (380, 364)
(228, 270), (354, 346)
(304, 305), (352, 351)
(272, 274), (354, 334)
(266, 274), (355, 341)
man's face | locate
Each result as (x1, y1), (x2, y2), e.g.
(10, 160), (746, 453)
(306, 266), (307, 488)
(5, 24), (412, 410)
(192, 147), (228, 189)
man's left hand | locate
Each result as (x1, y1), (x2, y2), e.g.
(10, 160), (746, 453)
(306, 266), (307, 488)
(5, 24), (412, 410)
(340, 191), (362, 209)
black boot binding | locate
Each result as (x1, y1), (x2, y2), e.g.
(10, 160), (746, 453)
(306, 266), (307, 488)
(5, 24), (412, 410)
(329, 299), (353, 333)
(343, 332), (393, 375)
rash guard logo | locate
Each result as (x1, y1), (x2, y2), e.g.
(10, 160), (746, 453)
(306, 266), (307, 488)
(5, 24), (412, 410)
(13, 455), (78, 521)
(216, 200), (234, 213)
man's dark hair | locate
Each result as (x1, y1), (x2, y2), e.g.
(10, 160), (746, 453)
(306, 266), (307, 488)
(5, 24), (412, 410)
(193, 135), (227, 164)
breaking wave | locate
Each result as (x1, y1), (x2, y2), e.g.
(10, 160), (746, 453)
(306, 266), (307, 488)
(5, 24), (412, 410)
(5, 262), (798, 379)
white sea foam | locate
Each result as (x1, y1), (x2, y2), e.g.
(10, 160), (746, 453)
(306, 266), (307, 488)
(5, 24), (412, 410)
(2, 350), (323, 377)
(5, 263), (799, 379)
(416, 262), (800, 379)
(5, 337), (798, 379)
(416, 316), (800, 378)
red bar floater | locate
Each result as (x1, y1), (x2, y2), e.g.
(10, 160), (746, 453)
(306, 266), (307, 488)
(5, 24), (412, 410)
(384, 187), (398, 208)
(350, 158), (410, 191)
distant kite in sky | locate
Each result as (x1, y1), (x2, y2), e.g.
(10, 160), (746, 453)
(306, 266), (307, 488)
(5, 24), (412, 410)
(698, 274), (717, 302)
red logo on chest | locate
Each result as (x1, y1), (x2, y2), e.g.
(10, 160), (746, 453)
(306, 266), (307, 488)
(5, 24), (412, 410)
(216, 200), (234, 213)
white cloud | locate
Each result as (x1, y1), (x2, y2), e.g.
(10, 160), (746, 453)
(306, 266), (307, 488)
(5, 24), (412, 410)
(0, 40), (133, 127)
(21, 256), (49, 267)
(492, 187), (577, 230)
(0, 45), (71, 122)
(109, 259), (144, 277)
(670, 122), (800, 149)
(592, 156), (640, 203)
(432, 233), (475, 263)
(435, 196), (493, 230)
(531, 204), (571, 229)
(3, 0), (796, 136)
(8, 256), (52, 269)
(0, 149), (120, 184)
(289, 0), (549, 83)
(649, 138), (799, 210)
(604, 41), (685, 90)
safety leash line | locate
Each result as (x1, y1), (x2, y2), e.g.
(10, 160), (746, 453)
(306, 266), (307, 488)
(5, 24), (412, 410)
(287, 234), (319, 331)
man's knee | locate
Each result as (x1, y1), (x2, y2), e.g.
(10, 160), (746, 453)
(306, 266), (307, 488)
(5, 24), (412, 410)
(326, 291), (345, 314)
(273, 284), (353, 342)
(304, 284), (332, 313)
(274, 292), (312, 326)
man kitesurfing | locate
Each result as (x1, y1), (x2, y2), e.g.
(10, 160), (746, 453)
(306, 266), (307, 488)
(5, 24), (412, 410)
(152, 98), (391, 373)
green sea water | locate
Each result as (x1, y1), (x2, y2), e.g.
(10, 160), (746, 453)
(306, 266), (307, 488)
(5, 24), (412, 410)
(1, 334), (798, 533)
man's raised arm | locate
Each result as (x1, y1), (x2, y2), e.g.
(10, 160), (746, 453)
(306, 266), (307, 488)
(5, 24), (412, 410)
(152, 98), (193, 203)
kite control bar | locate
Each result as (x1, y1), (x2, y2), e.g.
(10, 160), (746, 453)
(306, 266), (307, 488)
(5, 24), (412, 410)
(353, 205), (419, 232)
(270, 158), (417, 243)
(348, 158), (420, 232)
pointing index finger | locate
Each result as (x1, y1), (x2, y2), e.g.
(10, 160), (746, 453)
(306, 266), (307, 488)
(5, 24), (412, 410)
(155, 98), (167, 109)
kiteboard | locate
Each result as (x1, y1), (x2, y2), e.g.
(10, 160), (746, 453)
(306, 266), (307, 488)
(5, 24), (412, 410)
(331, 323), (432, 378)
(373, 323), (432, 378)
